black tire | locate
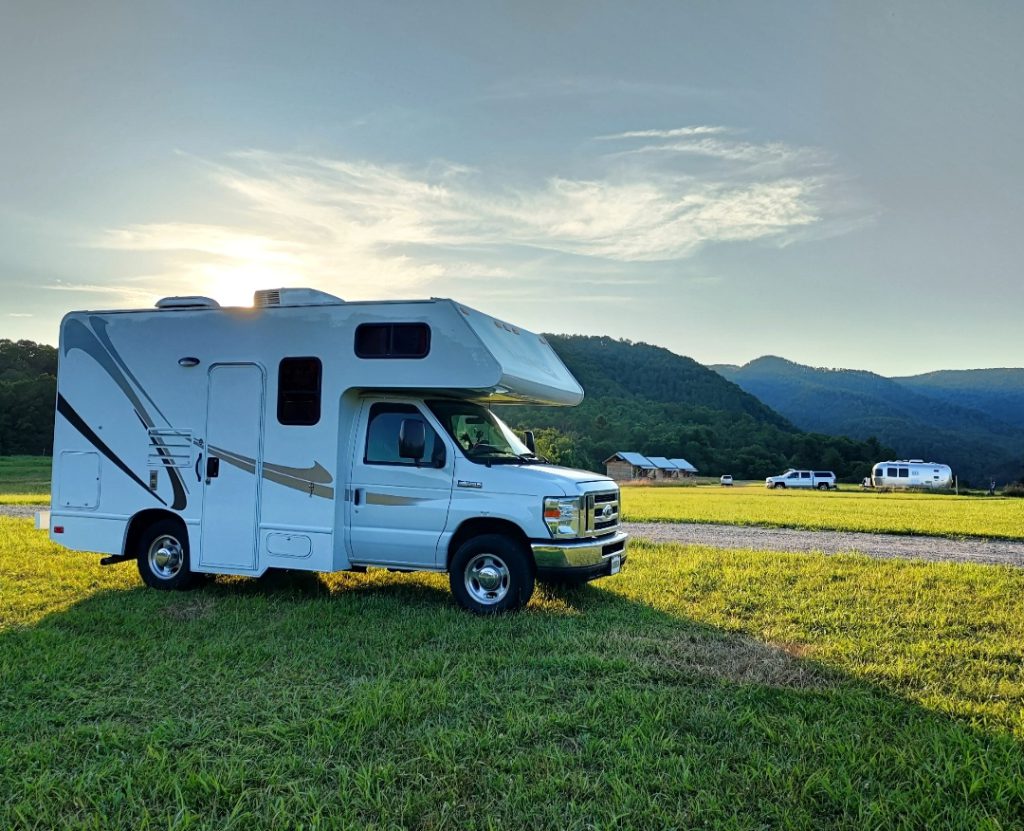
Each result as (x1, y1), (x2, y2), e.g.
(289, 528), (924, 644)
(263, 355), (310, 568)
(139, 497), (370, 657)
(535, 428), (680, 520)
(777, 483), (785, 489)
(136, 518), (199, 590)
(449, 534), (534, 615)
(817, 483), (829, 491)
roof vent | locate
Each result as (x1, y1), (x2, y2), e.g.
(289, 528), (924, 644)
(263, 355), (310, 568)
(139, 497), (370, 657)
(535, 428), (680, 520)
(254, 288), (343, 307)
(156, 296), (221, 309)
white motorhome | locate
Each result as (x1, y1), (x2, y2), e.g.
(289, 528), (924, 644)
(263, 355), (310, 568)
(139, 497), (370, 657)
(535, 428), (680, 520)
(870, 460), (953, 489)
(46, 289), (627, 614)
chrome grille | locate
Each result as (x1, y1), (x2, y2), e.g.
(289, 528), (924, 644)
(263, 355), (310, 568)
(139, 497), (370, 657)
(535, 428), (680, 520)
(584, 489), (620, 536)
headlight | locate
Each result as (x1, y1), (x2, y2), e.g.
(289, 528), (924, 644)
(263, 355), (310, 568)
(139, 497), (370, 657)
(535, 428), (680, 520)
(543, 496), (583, 538)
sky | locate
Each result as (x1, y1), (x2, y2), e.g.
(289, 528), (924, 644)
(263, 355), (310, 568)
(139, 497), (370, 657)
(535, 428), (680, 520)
(1, 0), (1022, 376)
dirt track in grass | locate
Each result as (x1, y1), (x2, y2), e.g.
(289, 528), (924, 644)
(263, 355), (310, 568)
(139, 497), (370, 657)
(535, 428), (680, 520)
(623, 521), (1024, 568)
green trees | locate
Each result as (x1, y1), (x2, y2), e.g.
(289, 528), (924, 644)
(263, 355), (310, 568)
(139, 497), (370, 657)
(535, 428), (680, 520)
(0, 340), (57, 455)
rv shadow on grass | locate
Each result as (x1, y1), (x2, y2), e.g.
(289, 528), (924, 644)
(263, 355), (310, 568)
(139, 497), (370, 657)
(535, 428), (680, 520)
(2, 533), (1024, 829)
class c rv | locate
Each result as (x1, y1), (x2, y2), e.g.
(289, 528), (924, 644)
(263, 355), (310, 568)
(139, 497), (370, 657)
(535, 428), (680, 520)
(45, 288), (627, 614)
(870, 460), (953, 489)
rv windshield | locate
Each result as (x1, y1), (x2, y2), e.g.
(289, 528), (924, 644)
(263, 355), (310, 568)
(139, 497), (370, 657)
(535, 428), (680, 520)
(427, 400), (532, 464)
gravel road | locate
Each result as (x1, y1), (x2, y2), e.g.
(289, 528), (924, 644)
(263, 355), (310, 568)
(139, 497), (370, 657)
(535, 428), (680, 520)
(1, 504), (46, 520)
(624, 521), (1024, 568)
(6, 506), (1022, 568)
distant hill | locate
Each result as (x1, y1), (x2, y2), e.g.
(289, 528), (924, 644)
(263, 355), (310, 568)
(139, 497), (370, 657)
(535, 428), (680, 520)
(895, 369), (1024, 430)
(501, 337), (890, 480)
(714, 356), (1024, 484)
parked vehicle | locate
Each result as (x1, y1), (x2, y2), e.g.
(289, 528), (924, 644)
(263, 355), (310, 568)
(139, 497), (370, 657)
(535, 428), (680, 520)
(765, 469), (837, 490)
(44, 288), (627, 614)
(720, 474), (734, 486)
(870, 460), (953, 489)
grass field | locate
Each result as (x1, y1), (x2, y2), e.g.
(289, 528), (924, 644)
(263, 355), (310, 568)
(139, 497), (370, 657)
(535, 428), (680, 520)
(4, 455), (1023, 541)
(2, 516), (1023, 829)
(0, 456), (50, 501)
(622, 484), (1024, 540)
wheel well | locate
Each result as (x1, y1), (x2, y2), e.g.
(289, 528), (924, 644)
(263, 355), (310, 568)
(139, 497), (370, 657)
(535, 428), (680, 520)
(446, 518), (531, 570)
(123, 509), (187, 558)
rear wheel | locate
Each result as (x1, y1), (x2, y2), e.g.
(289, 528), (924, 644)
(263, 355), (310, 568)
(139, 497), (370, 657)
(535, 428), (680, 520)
(817, 482), (829, 491)
(450, 534), (534, 615)
(136, 519), (199, 590)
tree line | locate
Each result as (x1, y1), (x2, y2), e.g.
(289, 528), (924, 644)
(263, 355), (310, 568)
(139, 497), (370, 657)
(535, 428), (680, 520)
(0, 339), (57, 456)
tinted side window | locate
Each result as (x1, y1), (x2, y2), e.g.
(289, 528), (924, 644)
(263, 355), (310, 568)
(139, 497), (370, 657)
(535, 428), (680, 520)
(800, 471), (811, 479)
(355, 323), (431, 359)
(873, 467), (884, 477)
(278, 357), (321, 426)
(898, 468), (910, 478)
(814, 471), (832, 478)
(887, 467), (898, 477)
(364, 403), (444, 466)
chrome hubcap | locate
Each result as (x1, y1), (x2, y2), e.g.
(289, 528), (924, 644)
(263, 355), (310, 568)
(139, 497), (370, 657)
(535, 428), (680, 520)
(148, 535), (184, 579)
(465, 553), (511, 605)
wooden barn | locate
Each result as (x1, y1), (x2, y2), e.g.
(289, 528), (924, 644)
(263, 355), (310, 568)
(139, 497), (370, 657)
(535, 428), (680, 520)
(603, 452), (657, 481)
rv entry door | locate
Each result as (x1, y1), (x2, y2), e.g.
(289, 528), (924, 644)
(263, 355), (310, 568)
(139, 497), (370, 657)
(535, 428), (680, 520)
(200, 363), (265, 571)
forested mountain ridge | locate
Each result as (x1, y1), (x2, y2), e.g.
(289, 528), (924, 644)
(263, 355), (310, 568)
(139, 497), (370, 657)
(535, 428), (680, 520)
(501, 336), (890, 480)
(894, 368), (1024, 430)
(715, 356), (1024, 483)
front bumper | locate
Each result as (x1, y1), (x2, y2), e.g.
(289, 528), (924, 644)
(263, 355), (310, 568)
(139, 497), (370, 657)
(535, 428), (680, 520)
(531, 531), (628, 582)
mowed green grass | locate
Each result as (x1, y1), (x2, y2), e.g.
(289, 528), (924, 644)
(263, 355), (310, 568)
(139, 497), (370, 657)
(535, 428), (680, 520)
(622, 484), (1024, 540)
(2, 518), (1023, 829)
(0, 455), (50, 502)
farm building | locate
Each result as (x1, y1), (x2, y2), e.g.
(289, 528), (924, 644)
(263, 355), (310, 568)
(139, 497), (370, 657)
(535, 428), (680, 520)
(648, 456), (700, 479)
(670, 458), (698, 476)
(647, 457), (681, 479)
(603, 453), (699, 481)
(603, 452), (657, 481)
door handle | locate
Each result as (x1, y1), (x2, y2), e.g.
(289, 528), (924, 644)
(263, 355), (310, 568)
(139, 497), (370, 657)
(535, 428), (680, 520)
(353, 487), (363, 506)
(205, 456), (220, 484)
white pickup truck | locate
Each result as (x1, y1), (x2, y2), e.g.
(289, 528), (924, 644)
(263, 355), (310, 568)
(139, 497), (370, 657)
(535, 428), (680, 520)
(765, 469), (837, 490)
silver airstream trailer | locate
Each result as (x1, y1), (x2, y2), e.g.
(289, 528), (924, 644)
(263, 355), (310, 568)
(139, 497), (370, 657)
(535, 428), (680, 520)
(870, 460), (953, 489)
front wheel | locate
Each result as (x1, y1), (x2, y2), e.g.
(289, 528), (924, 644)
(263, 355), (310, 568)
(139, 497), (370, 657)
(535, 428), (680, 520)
(136, 519), (199, 590)
(449, 534), (534, 615)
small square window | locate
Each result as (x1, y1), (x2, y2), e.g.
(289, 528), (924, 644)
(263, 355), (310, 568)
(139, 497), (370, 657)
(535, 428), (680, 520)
(278, 357), (322, 426)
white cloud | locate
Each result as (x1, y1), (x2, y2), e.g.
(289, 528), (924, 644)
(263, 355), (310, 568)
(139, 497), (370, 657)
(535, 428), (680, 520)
(597, 125), (730, 140)
(90, 128), (860, 306)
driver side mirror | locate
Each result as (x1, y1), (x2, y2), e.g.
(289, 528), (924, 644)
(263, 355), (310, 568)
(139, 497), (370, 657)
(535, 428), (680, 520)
(524, 430), (536, 454)
(398, 418), (426, 461)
